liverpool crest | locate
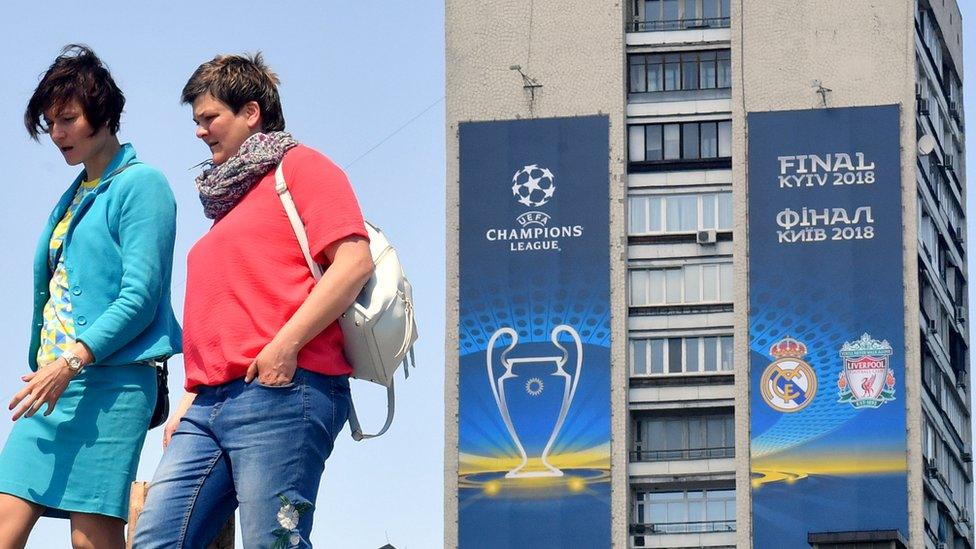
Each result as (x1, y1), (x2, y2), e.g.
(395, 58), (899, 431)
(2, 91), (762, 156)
(838, 333), (895, 409)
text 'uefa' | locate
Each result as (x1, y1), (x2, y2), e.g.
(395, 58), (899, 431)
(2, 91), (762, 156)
(775, 206), (875, 244)
(777, 152), (876, 189)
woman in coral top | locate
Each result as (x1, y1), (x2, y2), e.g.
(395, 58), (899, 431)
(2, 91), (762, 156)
(134, 53), (373, 548)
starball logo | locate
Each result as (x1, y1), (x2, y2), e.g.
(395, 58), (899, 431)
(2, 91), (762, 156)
(484, 164), (585, 252)
(511, 164), (556, 208)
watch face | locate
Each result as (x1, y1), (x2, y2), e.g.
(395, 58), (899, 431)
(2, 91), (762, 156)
(64, 354), (82, 371)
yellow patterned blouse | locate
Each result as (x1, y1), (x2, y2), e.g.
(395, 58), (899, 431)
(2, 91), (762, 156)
(36, 178), (100, 366)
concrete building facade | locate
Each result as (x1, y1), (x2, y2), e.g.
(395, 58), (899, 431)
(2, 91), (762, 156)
(445, 1), (971, 547)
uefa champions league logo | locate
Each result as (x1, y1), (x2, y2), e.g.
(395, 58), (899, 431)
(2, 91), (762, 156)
(483, 163), (583, 251)
(511, 164), (556, 208)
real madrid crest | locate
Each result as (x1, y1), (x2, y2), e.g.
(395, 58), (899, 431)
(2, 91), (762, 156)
(760, 336), (817, 413)
(837, 333), (895, 409)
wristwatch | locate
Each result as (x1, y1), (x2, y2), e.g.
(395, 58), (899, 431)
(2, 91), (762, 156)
(62, 350), (85, 374)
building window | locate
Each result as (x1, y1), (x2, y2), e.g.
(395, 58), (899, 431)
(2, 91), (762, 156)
(636, 0), (731, 32)
(629, 263), (733, 306)
(917, 200), (938, 259)
(629, 121), (732, 163)
(922, 416), (937, 462)
(633, 488), (736, 533)
(916, 6), (944, 81)
(628, 50), (731, 95)
(631, 335), (733, 375)
(632, 412), (734, 461)
(628, 192), (732, 234)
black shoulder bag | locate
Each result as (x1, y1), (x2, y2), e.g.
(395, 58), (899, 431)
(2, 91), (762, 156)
(148, 360), (170, 430)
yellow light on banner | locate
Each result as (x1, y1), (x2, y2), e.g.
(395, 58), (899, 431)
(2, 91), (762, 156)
(484, 481), (501, 496)
(567, 477), (586, 493)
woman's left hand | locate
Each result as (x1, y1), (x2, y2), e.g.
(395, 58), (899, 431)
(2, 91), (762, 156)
(9, 360), (75, 420)
(245, 340), (299, 386)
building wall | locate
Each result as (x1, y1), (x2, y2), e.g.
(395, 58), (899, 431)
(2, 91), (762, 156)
(623, 0), (736, 543)
(447, 0), (967, 547)
(732, 1), (920, 546)
(444, 1), (628, 546)
(928, 0), (963, 75)
(915, 1), (971, 546)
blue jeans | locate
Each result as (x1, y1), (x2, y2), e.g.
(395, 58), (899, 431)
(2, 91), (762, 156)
(133, 369), (350, 548)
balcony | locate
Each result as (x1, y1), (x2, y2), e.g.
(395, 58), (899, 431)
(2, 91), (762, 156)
(629, 88), (732, 107)
(630, 17), (730, 33)
(630, 446), (734, 462)
(631, 520), (736, 534)
(630, 520), (737, 548)
(629, 414), (735, 479)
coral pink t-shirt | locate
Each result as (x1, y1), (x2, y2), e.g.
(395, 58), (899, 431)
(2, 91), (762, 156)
(182, 145), (367, 390)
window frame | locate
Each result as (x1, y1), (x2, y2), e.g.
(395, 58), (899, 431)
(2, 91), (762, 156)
(638, 0), (731, 31)
(633, 487), (737, 533)
(627, 50), (732, 96)
(634, 411), (735, 460)
(628, 120), (733, 164)
(628, 191), (733, 235)
(630, 334), (734, 375)
(629, 263), (734, 306)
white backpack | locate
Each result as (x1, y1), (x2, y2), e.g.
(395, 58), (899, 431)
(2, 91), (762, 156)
(275, 163), (418, 440)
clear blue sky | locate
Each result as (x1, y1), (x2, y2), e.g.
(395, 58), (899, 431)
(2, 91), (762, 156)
(0, 2), (445, 547)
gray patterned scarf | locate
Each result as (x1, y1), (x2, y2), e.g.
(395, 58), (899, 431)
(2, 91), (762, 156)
(195, 131), (298, 220)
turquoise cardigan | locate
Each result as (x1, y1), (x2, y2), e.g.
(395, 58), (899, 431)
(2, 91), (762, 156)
(29, 143), (182, 369)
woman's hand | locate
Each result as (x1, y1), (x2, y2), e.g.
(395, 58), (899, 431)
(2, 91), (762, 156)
(9, 359), (76, 420)
(163, 392), (197, 449)
(245, 339), (300, 386)
(162, 417), (181, 449)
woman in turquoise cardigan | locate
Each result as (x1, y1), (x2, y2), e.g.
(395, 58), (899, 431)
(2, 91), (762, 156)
(0, 45), (181, 548)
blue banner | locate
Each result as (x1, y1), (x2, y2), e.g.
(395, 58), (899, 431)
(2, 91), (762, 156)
(457, 116), (611, 548)
(748, 105), (907, 547)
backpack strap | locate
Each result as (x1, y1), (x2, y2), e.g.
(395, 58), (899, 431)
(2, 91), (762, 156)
(405, 347), (416, 379)
(348, 382), (396, 441)
(275, 163), (324, 280)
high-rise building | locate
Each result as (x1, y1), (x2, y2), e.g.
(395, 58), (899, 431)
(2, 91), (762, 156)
(445, 2), (971, 548)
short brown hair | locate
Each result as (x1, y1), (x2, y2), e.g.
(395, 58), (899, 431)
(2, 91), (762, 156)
(24, 44), (125, 140)
(181, 52), (285, 132)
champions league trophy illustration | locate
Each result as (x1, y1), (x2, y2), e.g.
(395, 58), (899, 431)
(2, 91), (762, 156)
(486, 325), (583, 478)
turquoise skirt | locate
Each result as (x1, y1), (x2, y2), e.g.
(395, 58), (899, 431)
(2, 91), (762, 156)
(0, 363), (156, 520)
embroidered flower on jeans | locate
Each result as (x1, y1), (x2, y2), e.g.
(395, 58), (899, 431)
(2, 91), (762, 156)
(278, 503), (299, 530)
(272, 494), (314, 549)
